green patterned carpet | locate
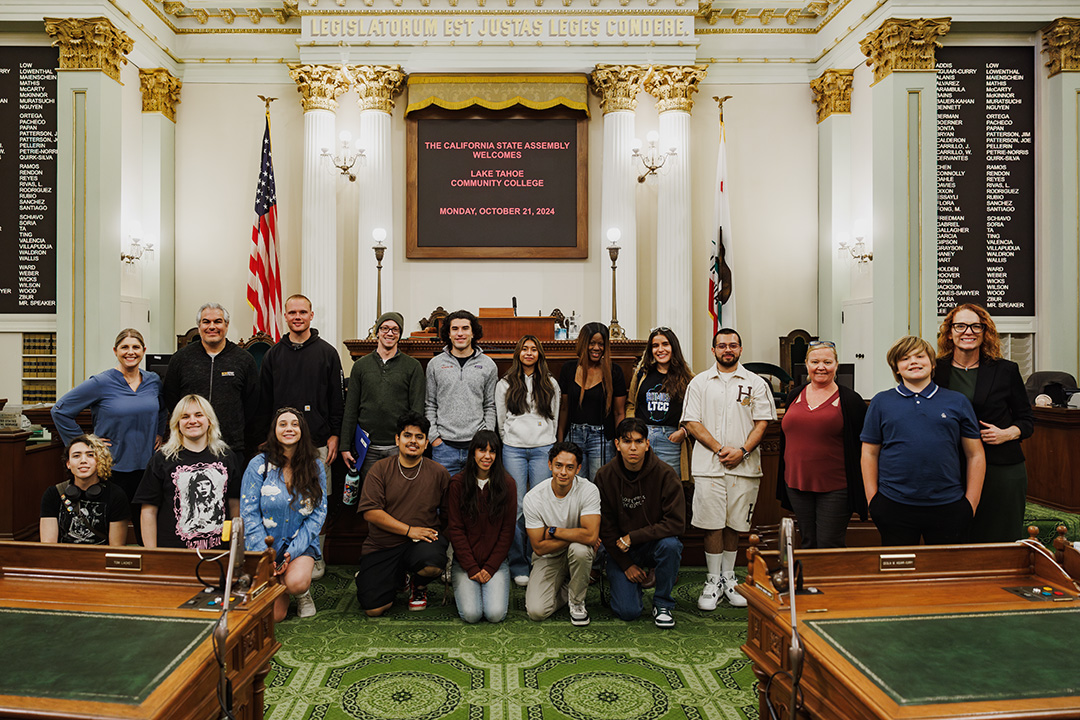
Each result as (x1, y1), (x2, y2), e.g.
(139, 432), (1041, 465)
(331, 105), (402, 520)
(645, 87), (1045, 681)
(265, 567), (758, 720)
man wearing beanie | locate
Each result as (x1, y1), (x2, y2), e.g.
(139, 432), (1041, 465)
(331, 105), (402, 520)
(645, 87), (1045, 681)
(341, 311), (426, 481)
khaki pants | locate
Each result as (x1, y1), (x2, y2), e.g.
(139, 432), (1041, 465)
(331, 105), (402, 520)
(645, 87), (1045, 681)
(525, 542), (594, 621)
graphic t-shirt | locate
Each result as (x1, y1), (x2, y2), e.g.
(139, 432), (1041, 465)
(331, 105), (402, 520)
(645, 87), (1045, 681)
(133, 447), (242, 549)
(40, 482), (130, 544)
(635, 368), (683, 427)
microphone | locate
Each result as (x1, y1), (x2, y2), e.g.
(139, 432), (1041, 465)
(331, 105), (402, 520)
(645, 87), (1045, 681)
(781, 517), (804, 720)
(214, 517), (244, 643)
(512, 296), (518, 316)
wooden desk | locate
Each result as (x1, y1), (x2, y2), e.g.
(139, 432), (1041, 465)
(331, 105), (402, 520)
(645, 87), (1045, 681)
(0, 542), (284, 720)
(1025, 407), (1080, 513)
(740, 541), (1080, 719)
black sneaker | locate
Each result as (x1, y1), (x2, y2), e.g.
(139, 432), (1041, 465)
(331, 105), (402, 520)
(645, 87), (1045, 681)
(653, 606), (675, 629)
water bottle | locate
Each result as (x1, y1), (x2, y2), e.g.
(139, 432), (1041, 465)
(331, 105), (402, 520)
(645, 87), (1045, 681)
(342, 469), (361, 506)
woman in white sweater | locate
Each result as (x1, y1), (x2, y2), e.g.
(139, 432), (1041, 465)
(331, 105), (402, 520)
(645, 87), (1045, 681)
(495, 335), (561, 585)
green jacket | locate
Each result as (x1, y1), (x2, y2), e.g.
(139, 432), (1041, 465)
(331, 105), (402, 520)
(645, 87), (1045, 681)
(340, 350), (425, 448)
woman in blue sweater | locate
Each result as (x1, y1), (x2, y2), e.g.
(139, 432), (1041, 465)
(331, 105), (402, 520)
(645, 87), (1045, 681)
(242, 407), (327, 621)
(51, 329), (166, 527)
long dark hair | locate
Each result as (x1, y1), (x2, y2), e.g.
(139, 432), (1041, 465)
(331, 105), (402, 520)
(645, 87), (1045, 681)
(459, 430), (509, 524)
(638, 327), (694, 400)
(261, 407), (323, 509)
(574, 322), (613, 413)
(504, 335), (556, 419)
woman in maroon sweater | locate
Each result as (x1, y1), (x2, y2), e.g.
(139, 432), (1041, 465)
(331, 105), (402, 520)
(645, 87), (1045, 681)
(447, 430), (517, 623)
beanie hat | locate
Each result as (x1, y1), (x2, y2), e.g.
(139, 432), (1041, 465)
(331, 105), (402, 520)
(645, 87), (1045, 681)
(375, 311), (405, 334)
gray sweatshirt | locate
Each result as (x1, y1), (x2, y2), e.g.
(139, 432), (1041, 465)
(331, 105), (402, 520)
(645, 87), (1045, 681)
(425, 346), (498, 443)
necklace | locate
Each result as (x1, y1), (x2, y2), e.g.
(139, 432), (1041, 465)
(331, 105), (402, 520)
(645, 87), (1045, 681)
(952, 357), (979, 370)
(398, 457), (422, 480)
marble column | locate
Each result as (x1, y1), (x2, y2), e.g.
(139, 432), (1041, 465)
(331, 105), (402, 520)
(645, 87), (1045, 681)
(1039, 18), (1080, 375)
(349, 65), (405, 338)
(589, 65), (649, 341)
(643, 65), (707, 352)
(860, 18), (949, 391)
(139, 68), (181, 356)
(288, 64), (351, 351)
(45, 17), (132, 391)
(811, 69), (855, 343)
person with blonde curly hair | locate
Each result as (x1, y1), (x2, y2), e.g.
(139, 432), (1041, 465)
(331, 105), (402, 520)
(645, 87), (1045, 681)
(934, 303), (1033, 541)
(40, 435), (129, 545)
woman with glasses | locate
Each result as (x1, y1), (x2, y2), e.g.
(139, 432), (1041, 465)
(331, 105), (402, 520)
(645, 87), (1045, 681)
(557, 323), (627, 480)
(935, 304), (1033, 542)
(626, 327), (694, 477)
(776, 340), (868, 548)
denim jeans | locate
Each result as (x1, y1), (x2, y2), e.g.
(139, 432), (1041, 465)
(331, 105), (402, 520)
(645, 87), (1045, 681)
(502, 443), (554, 578)
(432, 442), (470, 477)
(451, 560), (510, 623)
(606, 536), (683, 620)
(647, 424), (681, 477)
(568, 423), (613, 480)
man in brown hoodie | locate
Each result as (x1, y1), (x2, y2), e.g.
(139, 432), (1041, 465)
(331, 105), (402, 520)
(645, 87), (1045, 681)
(595, 417), (685, 628)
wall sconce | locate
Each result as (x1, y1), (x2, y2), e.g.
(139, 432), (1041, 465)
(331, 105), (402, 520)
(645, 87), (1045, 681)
(321, 130), (364, 182)
(837, 220), (873, 264)
(631, 130), (676, 184)
(120, 227), (154, 265)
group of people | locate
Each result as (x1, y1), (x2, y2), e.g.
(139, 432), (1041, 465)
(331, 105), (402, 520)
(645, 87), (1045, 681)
(40, 297), (1032, 626)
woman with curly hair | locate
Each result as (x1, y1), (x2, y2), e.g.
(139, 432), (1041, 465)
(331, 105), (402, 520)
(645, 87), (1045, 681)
(935, 303), (1033, 542)
(496, 335), (560, 584)
(133, 394), (242, 550)
(626, 327), (694, 477)
(40, 434), (129, 546)
(241, 407), (327, 621)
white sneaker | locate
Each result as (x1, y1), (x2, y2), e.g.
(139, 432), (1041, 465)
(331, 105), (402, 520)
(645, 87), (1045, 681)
(311, 559), (326, 581)
(723, 571), (747, 608)
(569, 602), (590, 626)
(697, 574), (722, 611)
(295, 590), (317, 618)
(514, 575), (530, 587)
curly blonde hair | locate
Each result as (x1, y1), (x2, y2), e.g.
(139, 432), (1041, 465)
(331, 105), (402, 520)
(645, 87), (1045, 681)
(937, 303), (1001, 360)
(65, 434), (113, 482)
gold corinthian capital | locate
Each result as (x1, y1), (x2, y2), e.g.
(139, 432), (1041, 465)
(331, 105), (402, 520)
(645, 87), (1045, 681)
(347, 65), (407, 113)
(589, 65), (651, 114)
(287, 64), (351, 112)
(43, 16), (133, 84)
(1042, 18), (1080, 78)
(859, 18), (951, 85)
(810, 68), (854, 124)
(139, 68), (182, 122)
(643, 65), (709, 114)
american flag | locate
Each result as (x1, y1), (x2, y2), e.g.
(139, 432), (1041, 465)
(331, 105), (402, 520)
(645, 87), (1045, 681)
(246, 113), (283, 341)
(710, 105), (736, 335)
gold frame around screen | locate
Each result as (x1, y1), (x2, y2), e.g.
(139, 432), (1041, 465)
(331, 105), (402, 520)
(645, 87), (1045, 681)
(406, 105), (589, 259)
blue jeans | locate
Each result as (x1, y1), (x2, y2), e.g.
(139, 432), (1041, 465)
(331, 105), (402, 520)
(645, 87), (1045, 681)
(606, 536), (683, 620)
(568, 423), (614, 480)
(451, 560), (510, 623)
(432, 442), (470, 477)
(647, 425), (681, 477)
(503, 443), (554, 578)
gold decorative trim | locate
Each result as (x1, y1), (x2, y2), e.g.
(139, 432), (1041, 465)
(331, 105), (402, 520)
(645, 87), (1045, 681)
(139, 68), (182, 121)
(696, 0), (850, 33)
(810, 68), (852, 123)
(44, 17), (134, 83)
(643, 64), (707, 113)
(349, 65), (407, 112)
(589, 64), (650, 113)
(859, 17), (950, 85)
(288, 63), (351, 111)
(1042, 18), (1080, 78)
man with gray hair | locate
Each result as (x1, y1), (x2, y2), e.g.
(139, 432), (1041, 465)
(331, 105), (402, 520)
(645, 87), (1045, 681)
(163, 303), (260, 455)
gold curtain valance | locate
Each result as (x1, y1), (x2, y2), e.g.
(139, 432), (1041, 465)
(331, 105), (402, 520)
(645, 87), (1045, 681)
(405, 74), (589, 116)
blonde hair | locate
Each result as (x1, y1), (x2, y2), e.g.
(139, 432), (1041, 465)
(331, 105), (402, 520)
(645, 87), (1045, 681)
(161, 394), (230, 460)
(65, 434), (113, 482)
(113, 328), (145, 350)
(886, 336), (937, 384)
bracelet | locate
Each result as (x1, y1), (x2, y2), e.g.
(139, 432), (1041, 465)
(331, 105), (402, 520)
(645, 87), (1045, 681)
(405, 525), (411, 536)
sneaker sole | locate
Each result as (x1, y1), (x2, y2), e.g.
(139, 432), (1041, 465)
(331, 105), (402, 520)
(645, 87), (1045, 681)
(408, 604), (427, 611)
(570, 617), (590, 626)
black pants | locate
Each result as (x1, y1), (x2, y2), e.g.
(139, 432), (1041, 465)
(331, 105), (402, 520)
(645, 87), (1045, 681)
(869, 493), (973, 546)
(111, 469), (144, 545)
(355, 535), (449, 610)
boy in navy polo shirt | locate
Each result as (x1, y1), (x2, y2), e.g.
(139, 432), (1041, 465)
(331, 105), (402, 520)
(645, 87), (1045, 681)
(860, 336), (985, 545)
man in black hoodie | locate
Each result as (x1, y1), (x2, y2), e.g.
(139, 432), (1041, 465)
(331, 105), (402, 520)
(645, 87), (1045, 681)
(595, 417), (685, 628)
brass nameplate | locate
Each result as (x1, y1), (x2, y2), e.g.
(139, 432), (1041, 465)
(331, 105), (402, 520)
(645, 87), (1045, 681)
(105, 553), (142, 571)
(879, 553), (915, 571)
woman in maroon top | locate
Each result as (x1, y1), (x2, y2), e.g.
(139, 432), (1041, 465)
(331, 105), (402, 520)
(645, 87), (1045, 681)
(776, 342), (868, 548)
(447, 430), (517, 623)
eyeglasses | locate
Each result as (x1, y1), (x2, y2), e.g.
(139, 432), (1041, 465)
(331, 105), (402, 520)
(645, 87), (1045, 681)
(378, 326), (401, 336)
(950, 322), (985, 334)
(714, 343), (741, 350)
(809, 340), (837, 349)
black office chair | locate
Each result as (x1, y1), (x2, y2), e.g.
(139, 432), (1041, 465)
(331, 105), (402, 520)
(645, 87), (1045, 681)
(743, 362), (794, 407)
(1025, 371), (1079, 405)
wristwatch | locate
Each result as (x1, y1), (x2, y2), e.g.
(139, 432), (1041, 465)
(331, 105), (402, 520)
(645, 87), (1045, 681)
(548, 526), (558, 539)
(738, 446), (748, 456)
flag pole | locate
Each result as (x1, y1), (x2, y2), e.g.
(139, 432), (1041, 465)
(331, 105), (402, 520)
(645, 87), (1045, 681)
(710, 96), (734, 334)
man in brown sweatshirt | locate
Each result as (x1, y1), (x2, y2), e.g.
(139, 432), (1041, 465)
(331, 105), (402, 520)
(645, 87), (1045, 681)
(595, 417), (685, 628)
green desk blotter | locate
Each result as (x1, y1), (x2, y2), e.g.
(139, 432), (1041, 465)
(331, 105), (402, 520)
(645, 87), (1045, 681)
(0, 607), (215, 704)
(807, 608), (1080, 705)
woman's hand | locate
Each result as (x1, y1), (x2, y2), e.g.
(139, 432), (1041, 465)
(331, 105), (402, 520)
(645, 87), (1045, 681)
(274, 552), (291, 576)
(979, 421), (1019, 445)
(470, 569), (492, 584)
(667, 428), (686, 444)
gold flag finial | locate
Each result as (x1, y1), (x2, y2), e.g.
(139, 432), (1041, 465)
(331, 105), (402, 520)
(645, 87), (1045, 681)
(713, 95), (733, 121)
(257, 95), (278, 112)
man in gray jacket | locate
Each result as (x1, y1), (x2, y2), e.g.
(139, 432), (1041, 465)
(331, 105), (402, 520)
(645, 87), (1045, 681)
(425, 310), (498, 475)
